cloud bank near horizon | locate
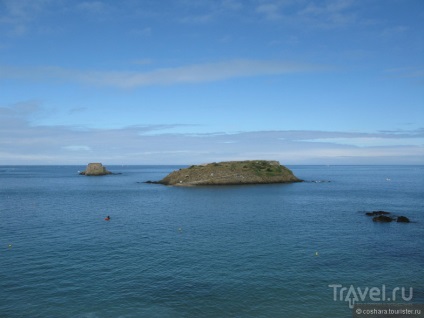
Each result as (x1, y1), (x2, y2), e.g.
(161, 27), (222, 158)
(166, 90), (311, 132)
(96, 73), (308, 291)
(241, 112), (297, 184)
(1, 103), (423, 165)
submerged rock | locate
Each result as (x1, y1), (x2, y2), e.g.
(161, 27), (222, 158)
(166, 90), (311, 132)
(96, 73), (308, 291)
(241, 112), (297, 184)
(396, 216), (410, 223)
(372, 215), (393, 222)
(79, 163), (112, 176)
(150, 160), (302, 186)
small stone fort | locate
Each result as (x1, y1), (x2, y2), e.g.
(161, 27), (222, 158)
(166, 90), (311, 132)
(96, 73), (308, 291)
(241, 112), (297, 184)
(79, 163), (112, 176)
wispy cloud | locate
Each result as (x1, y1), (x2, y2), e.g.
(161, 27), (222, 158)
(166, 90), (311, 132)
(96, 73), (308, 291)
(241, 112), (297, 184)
(255, 0), (357, 28)
(0, 0), (118, 37)
(384, 67), (424, 79)
(130, 27), (152, 37)
(381, 25), (409, 37)
(132, 58), (154, 66)
(221, 0), (243, 11)
(68, 107), (88, 114)
(0, 100), (42, 122)
(177, 0), (244, 23)
(62, 145), (92, 152)
(0, 59), (326, 88)
(76, 1), (111, 14)
(179, 13), (214, 24)
(0, 0), (55, 36)
(256, 2), (285, 21)
(298, 0), (356, 27)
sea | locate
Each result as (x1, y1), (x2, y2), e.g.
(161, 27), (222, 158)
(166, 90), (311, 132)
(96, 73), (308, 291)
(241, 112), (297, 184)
(0, 165), (423, 318)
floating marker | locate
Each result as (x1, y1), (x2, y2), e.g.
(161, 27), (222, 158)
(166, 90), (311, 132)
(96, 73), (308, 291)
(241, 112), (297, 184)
(315, 252), (319, 256)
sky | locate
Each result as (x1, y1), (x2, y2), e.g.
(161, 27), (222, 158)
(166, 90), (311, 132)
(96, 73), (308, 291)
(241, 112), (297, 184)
(0, 0), (423, 165)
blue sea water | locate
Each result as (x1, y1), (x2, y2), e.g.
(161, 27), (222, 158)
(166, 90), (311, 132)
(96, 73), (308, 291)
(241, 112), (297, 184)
(0, 165), (423, 318)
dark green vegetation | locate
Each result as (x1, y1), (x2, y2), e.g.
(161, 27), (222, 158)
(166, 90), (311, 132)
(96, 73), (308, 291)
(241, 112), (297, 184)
(153, 160), (302, 186)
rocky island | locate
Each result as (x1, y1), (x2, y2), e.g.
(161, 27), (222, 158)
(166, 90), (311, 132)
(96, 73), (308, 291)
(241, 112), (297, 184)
(149, 160), (302, 186)
(79, 163), (112, 176)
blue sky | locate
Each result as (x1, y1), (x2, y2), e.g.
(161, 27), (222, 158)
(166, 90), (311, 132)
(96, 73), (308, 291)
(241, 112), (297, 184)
(0, 0), (423, 165)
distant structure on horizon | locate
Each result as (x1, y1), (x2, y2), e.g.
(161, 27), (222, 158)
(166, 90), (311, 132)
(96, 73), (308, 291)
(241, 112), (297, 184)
(79, 163), (112, 176)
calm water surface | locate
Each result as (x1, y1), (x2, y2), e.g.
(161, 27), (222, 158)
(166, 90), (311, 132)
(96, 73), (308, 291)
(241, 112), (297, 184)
(0, 165), (423, 317)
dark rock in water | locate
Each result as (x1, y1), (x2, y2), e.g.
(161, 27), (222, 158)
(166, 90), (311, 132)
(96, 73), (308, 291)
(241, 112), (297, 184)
(366, 211), (391, 216)
(80, 163), (112, 176)
(397, 216), (410, 223)
(364, 210), (412, 223)
(149, 160), (303, 186)
(372, 215), (393, 222)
